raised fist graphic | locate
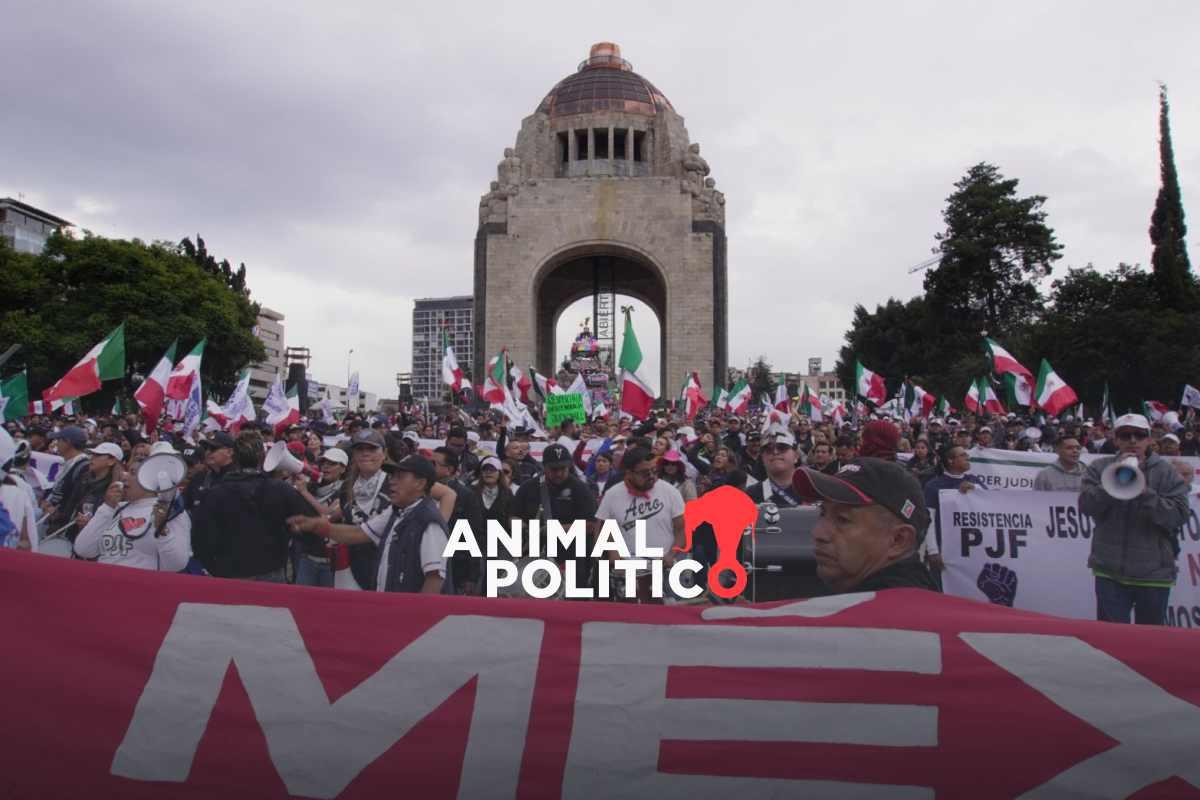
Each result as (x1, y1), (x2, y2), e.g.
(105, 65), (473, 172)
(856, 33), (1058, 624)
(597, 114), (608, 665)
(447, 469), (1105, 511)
(977, 562), (1018, 607)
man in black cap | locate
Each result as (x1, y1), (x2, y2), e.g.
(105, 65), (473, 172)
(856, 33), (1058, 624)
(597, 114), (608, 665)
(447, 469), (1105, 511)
(288, 455), (449, 594)
(511, 443), (597, 589)
(183, 431), (236, 512)
(792, 458), (937, 593)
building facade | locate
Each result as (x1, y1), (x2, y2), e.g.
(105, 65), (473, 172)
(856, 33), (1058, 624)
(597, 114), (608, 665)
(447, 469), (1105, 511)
(412, 295), (474, 400)
(473, 42), (728, 393)
(310, 381), (378, 413)
(0, 197), (71, 254)
(249, 307), (285, 401)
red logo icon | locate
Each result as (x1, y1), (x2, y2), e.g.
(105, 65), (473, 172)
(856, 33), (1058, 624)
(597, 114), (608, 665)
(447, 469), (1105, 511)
(677, 486), (759, 599)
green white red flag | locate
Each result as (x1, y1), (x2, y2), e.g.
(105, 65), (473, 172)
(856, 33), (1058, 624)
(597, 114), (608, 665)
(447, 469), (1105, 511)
(680, 372), (707, 421)
(854, 361), (886, 406)
(726, 378), (751, 415)
(714, 387), (730, 412)
(617, 312), (655, 420)
(1034, 359), (1079, 417)
(980, 378), (1006, 415)
(935, 396), (952, 416)
(482, 350), (509, 405)
(1002, 372), (1033, 410)
(1143, 400), (1169, 423)
(166, 339), (206, 400)
(903, 382), (935, 419)
(984, 337), (1033, 379)
(773, 384), (790, 412)
(441, 327), (464, 393)
(44, 322), (126, 402)
(799, 382), (822, 422)
(134, 341), (177, 435)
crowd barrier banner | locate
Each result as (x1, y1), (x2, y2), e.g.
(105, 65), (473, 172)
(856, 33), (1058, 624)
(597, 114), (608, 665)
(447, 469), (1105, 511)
(3, 549), (1200, 798)
(940, 490), (1200, 629)
(966, 447), (1200, 491)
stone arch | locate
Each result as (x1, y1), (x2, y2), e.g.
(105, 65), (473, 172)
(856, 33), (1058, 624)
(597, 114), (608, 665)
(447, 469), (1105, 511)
(531, 242), (668, 390)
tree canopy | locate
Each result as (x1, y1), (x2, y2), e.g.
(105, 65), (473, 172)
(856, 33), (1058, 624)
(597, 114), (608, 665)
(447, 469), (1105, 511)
(0, 231), (265, 406)
(837, 154), (1199, 413)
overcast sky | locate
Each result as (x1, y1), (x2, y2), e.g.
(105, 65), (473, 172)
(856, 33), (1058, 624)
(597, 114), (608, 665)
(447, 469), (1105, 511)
(4, 1), (1197, 398)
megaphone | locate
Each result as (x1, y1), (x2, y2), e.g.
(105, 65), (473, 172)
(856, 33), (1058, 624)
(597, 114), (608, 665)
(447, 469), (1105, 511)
(264, 440), (304, 476)
(1101, 455), (1146, 500)
(138, 442), (187, 496)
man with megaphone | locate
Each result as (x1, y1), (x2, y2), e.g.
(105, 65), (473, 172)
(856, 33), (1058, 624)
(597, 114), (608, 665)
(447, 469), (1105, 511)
(1080, 413), (1190, 625)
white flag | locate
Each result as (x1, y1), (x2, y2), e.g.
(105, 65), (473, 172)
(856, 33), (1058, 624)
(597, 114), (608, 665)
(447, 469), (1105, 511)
(1181, 384), (1200, 410)
(347, 372), (360, 411)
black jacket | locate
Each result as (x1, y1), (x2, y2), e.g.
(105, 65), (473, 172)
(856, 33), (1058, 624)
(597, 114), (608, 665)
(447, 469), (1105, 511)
(191, 471), (316, 578)
(444, 477), (486, 586)
(855, 556), (939, 592)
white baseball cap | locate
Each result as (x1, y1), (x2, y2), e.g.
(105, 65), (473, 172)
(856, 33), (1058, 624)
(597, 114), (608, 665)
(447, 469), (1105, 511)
(1162, 433), (1181, 445)
(88, 442), (124, 460)
(320, 448), (349, 466)
(1114, 413), (1151, 432)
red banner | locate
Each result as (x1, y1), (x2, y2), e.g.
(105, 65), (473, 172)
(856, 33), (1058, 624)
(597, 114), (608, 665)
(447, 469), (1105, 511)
(3, 549), (1200, 799)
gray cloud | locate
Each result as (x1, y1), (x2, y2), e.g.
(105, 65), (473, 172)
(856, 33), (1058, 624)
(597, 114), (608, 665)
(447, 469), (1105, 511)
(4, 0), (1197, 397)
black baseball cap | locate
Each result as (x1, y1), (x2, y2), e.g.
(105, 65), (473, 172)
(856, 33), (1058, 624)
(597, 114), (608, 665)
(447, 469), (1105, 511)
(382, 455), (436, 485)
(201, 431), (236, 450)
(542, 444), (573, 467)
(792, 457), (930, 536)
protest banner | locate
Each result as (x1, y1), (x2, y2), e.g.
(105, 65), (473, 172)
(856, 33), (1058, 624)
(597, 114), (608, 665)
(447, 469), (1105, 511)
(3, 550), (1200, 798)
(940, 489), (1200, 629)
(28, 450), (64, 486)
(544, 393), (586, 428)
(964, 447), (1200, 491)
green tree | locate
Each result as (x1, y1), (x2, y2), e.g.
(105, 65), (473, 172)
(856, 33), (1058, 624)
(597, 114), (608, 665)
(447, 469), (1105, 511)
(0, 232), (265, 407)
(1027, 263), (1200, 411)
(748, 356), (777, 403)
(835, 295), (985, 402)
(924, 163), (1062, 339)
(1149, 85), (1196, 311)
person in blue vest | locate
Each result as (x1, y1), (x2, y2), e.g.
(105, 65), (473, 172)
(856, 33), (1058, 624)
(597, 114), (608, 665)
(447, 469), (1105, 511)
(288, 455), (451, 594)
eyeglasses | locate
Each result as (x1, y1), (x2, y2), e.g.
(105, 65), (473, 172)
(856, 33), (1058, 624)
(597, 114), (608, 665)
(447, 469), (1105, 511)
(1116, 430), (1149, 442)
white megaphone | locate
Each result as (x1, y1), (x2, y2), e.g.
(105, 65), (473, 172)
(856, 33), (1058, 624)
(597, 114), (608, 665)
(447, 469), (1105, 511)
(1101, 455), (1146, 500)
(138, 442), (187, 499)
(264, 440), (304, 476)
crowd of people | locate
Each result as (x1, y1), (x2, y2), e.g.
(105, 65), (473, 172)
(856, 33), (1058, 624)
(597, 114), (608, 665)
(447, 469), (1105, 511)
(1, 400), (1196, 623)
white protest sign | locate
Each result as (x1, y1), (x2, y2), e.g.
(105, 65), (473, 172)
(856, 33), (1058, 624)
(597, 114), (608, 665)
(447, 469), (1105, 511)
(966, 447), (1200, 491)
(940, 489), (1200, 629)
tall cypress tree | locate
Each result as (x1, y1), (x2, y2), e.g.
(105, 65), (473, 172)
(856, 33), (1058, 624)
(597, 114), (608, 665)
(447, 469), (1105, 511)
(1149, 84), (1195, 309)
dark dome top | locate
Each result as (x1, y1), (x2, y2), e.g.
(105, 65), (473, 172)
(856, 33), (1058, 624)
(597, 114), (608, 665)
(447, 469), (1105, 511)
(537, 43), (673, 118)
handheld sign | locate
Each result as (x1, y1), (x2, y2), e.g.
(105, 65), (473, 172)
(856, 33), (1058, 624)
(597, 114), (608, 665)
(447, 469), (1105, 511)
(545, 393), (586, 428)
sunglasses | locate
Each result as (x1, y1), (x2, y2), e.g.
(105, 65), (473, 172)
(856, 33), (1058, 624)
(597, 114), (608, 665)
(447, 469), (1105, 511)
(1116, 430), (1149, 442)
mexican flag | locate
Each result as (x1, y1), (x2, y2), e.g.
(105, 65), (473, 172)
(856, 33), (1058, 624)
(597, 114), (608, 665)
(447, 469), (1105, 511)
(726, 378), (752, 415)
(1143, 400), (1169, 423)
(934, 397), (953, 417)
(984, 337), (1033, 379)
(681, 372), (707, 421)
(205, 397), (230, 430)
(714, 387), (730, 413)
(1101, 383), (1116, 427)
(773, 384), (790, 412)
(980, 378), (1006, 415)
(617, 312), (655, 420)
(166, 339), (206, 400)
(264, 374), (300, 434)
(1002, 372), (1033, 410)
(904, 382), (936, 419)
(441, 328), (464, 392)
(1, 371), (30, 422)
(530, 366), (561, 400)
(964, 379), (982, 414)
(481, 350), (509, 404)
(799, 382), (822, 422)
(1034, 359), (1079, 417)
(855, 361), (886, 406)
(512, 366), (533, 405)
(44, 322), (126, 402)
(133, 341), (177, 435)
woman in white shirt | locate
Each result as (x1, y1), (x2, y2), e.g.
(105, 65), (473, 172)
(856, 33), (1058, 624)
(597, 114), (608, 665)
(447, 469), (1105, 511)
(74, 460), (191, 571)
